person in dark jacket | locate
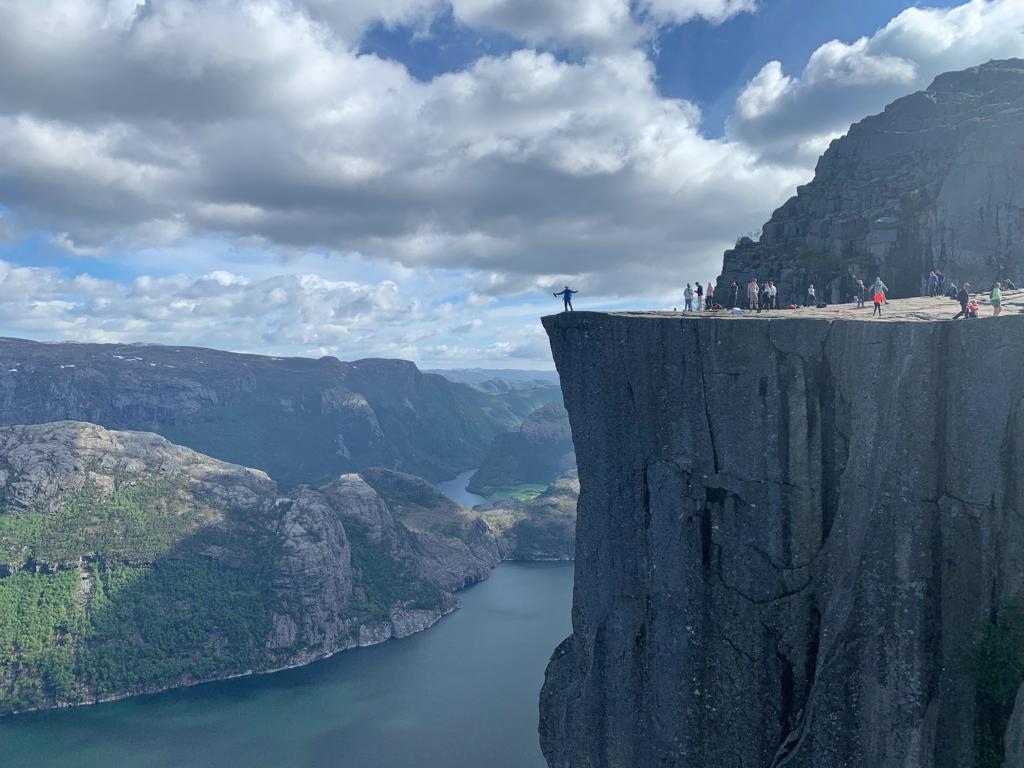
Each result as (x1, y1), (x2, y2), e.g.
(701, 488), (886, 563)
(554, 286), (577, 311)
(952, 283), (971, 319)
(729, 280), (739, 308)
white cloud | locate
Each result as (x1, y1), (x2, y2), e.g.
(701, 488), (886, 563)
(447, 0), (754, 49)
(637, 0), (756, 26)
(0, 0), (799, 298)
(3, 0), (1023, 366)
(0, 256), (574, 367)
(450, 0), (640, 49)
(729, 0), (1024, 161)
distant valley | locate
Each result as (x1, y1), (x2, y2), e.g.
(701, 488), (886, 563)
(0, 339), (577, 715)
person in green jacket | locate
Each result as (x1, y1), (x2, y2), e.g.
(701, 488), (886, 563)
(991, 282), (1003, 316)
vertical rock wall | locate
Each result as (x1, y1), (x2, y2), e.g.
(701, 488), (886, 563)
(540, 311), (1024, 767)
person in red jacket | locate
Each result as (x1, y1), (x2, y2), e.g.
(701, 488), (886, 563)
(872, 290), (884, 317)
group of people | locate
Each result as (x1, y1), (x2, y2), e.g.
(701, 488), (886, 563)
(682, 278), (780, 312)
(681, 281), (718, 311)
(742, 278), (778, 311)
(553, 270), (1016, 319)
(924, 269), (1016, 319)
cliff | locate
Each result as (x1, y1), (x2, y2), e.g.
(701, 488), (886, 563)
(540, 301), (1024, 767)
(0, 422), (523, 715)
(0, 338), (537, 486)
(719, 59), (1024, 303)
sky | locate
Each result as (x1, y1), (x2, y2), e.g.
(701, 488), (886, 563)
(2, 0), (1023, 369)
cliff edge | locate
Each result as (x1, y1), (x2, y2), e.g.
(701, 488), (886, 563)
(540, 303), (1024, 767)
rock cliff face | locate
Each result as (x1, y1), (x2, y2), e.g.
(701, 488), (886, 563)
(0, 337), (533, 486)
(1006, 685), (1024, 768)
(540, 309), (1024, 767)
(719, 59), (1024, 303)
(0, 422), (509, 715)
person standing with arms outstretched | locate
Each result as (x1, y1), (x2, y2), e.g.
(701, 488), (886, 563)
(554, 286), (577, 312)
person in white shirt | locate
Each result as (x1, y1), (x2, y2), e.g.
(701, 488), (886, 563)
(805, 283), (816, 307)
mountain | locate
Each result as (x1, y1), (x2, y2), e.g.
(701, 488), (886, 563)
(0, 338), (533, 486)
(0, 422), (569, 716)
(427, 368), (560, 388)
(502, 470), (578, 561)
(540, 306), (1024, 768)
(467, 403), (576, 499)
(719, 59), (1024, 304)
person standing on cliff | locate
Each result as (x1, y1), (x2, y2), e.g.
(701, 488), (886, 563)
(695, 281), (703, 311)
(554, 286), (577, 312)
(856, 278), (866, 308)
(805, 283), (816, 307)
(871, 276), (889, 304)
(706, 282), (715, 310)
(747, 278), (759, 310)
(683, 283), (694, 311)
(769, 280), (778, 309)
(991, 282), (1002, 316)
(927, 271), (938, 297)
(729, 280), (739, 308)
(953, 283), (971, 319)
(872, 287), (884, 317)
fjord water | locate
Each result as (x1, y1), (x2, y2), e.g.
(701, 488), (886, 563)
(433, 468), (488, 507)
(0, 562), (572, 768)
(0, 467), (572, 768)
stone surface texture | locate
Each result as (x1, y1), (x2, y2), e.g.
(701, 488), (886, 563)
(718, 59), (1024, 305)
(540, 303), (1024, 767)
(1006, 684), (1024, 768)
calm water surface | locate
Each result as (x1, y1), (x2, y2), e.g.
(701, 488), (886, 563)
(432, 469), (488, 507)
(0, 562), (572, 768)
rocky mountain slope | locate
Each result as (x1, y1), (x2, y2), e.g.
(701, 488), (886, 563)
(468, 403), (576, 497)
(0, 338), (539, 487)
(719, 58), (1024, 303)
(501, 469), (578, 561)
(0, 422), (547, 716)
(540, 307), (1024, 768)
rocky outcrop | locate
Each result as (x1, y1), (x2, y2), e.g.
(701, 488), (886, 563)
(719, 59), (1024, 304)
(540, 309), (1024, 767)
(0, 422), (519, 715)
(0, 337), (529, 486)
(504, 470), (578, 561)
(468, 403), (576, 496)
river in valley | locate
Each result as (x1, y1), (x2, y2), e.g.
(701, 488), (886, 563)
(432, 468), (488, 507)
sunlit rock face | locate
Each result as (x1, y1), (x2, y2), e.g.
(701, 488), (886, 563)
(719, 59), (1024, 305)
(540, 308), (1024, 768)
